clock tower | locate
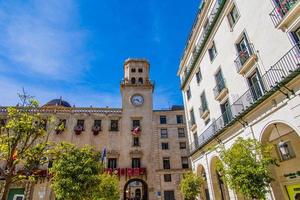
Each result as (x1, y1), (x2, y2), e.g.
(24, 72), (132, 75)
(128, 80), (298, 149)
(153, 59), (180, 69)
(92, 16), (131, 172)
(120, 58), (155, 199)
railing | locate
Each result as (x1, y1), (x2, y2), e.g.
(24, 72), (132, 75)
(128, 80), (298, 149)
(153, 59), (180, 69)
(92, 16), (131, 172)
(180, 0), (227, 89)
(269, 0), (299, 27)
(234, 43), (256, 72)
(188, 120), (196, 129)
(213, 79), (227, 98)
(190, 43), (300, 154)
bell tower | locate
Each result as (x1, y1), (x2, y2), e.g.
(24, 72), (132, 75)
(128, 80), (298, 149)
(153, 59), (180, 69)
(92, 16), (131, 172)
(120, 59), (154, 191)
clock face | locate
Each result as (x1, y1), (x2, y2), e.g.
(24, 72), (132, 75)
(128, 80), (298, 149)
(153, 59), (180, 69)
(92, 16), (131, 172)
(131, 94), (144, 106)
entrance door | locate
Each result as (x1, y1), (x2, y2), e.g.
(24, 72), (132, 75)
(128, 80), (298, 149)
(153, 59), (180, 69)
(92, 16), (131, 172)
(124, 179), (148, 200)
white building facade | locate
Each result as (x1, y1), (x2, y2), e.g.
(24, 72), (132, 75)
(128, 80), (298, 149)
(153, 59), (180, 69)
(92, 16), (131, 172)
(178, 0), (300, 199)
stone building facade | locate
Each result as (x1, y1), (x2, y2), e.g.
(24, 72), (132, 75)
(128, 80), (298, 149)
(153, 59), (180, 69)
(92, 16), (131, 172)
(0, 59), (190, 200)
(178, 0), (300, 199)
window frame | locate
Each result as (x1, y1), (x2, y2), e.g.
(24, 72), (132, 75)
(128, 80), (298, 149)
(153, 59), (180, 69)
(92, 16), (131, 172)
(161, 142), (169, 150)
(178, 128), (185, 138)
(164, 174), (172, 182)
(163, 157), (171, 169)
(208, 41), (218, 62)
(227, 3), (240, 30)
(160, 129), (168, 138)
(160, 115), (167, 124)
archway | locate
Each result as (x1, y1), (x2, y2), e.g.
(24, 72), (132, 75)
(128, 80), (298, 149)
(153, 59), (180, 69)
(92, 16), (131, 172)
(260, 122), (300, 200)
(196, 164), (210, 200)
(210, 156), (230, 200)
(124, 178), (148, 200)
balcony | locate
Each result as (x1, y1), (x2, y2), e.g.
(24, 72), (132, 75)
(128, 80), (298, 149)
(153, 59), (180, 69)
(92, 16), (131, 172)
(199, 106), (210, 119)
(190, 44), (300, 155)
(92, 125), (101, 135)
(213, 79), (228, 102)
(181, 0), (227, 89)
(269, 0), (300, 31)
(235, 44), (257, 75)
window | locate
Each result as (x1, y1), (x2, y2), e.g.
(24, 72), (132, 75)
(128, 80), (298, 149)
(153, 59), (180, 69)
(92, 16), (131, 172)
(160, 129), (168, 138)
(131, 68), (136, 73)
(110, 120), (119, 131)
(161, 142), (169, 150)
(76, 119), (84, 127)
(164, 190), (175, 200)
(132, 119), (140, 129)
(179, 142), (186, 149)
(291, 26), (300, 45)
(247, 69), (264, 101)
(220, 100), (232, 125)
(163, 157), (170, 169)
(164, 174), (172, 182)
(131, 77), (136, 84)
(176, 115), (184, 124)
(186, 87), (191, 100)
(138, 77), (143, 84)
(200, 92), (208, 112)
(181, 157), (189, 169)
(94, 120), (101, 127)
(133, 137), (140, 146)
(178, 128), (185, 138)
(236, 33), (252, 65)
(215, 70), (226, 94)
(227, 4), (240, 28)
(138, 68), (143, 73)
(190, 109), (195, 126)
(196, 69), (202, 84)
(108, 158), (117, 169)
(132, 158), (141, 168)
(194, 132), (199, 148)
(208, 42), (217, 61)
(160, 116), (167, 124)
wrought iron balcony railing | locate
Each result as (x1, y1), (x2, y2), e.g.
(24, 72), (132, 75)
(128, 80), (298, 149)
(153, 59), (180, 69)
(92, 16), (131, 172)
(234, 43), (256, 73)
(213, 79), (227, 98)
(180, 0), (227, 89)
(190, 43), (300, 154)
(269, 0), (299, 27)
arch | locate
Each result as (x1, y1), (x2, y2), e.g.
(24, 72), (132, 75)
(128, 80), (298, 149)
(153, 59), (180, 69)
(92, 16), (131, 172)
(123, 178), (148, 200)
(131, 77), (136, 84)
(138, 77), (143, 84)
(259, 121), (300, 200)
(210, 156), (230, 200)
(259, 120), (300, 142)
(196, 164), (210, 200)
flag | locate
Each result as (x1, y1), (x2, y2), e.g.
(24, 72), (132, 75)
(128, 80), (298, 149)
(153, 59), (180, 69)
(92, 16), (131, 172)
(132, 126), (141, 136)
(101, 147), (106, 162)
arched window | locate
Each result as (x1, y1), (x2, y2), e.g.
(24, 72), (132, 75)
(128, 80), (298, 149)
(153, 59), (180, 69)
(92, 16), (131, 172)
(138, 77), (143, 84)
(131, 77), (136, 84)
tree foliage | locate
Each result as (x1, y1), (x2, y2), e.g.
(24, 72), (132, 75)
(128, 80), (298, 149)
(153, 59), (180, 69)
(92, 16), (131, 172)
(0, 98), (54, 200)
(180, 172), (203, 200)
(218, 137), (277, 200)
(50, 143), (120, 200)
(96, 173), (120, 200)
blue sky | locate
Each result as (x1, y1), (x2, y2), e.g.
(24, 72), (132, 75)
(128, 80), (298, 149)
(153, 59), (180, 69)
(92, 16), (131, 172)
(0, 0), (199, 109)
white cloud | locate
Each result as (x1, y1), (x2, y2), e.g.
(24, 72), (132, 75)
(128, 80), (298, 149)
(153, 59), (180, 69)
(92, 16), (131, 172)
(0, 0), (89, 80)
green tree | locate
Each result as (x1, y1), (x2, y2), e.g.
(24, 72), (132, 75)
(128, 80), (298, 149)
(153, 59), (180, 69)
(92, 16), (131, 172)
(218, 137), (277, 200)
(49, 143), (102, 200)
(96, 173), (120, 200)
(180, 172), (203, 200)
(0, 98), (54, 200)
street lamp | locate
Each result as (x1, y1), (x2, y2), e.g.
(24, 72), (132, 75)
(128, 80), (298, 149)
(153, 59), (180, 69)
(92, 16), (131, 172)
(274, 124), (290, 158)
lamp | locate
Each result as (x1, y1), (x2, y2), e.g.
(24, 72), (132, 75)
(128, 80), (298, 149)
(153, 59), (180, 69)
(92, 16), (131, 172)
(274, 124), (290, 157)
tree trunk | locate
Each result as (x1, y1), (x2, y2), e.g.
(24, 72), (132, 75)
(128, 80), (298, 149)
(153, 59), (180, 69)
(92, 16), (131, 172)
(1, 177), (12, 200)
